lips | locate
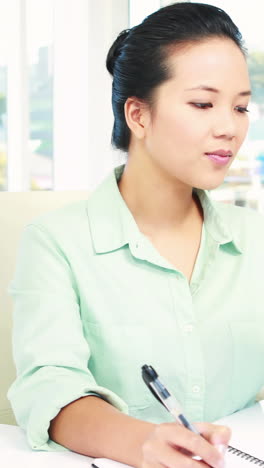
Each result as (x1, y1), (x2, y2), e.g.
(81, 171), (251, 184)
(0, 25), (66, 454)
(205, 149), (233, 157)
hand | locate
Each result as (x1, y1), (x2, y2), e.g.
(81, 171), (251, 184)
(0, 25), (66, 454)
(140, 421), (231, 468)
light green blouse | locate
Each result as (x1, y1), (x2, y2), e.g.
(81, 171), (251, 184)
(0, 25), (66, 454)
(7, 164), (264, 452)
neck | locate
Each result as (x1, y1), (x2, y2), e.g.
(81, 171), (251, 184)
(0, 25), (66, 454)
(118, 153), (203, 236)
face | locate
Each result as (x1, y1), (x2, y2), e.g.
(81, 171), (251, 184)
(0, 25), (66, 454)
(140, 38), (251, 190)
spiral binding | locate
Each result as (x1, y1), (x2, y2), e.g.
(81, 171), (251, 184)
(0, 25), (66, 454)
(227, 445), (264, 466)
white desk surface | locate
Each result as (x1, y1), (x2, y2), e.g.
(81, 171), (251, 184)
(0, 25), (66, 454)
(0, 424), (94, 467)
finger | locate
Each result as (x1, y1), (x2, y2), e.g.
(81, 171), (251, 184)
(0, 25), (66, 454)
(195, 422), (232, 448)
(144, 439), (219, 468)
(155, 423), (225, 468)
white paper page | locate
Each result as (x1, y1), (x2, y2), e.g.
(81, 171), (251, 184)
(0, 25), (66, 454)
(224, 450), (263, 467)
(94, 452), (264, 468)
(93, 452), (263, 468)
(214, 402), (264, 466)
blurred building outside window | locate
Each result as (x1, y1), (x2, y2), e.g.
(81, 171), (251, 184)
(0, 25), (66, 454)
(27, 0), (53, 190)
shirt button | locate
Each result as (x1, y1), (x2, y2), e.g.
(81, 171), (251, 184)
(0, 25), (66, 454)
(183, 324), (193, 333)
(192, 385), (200, 393)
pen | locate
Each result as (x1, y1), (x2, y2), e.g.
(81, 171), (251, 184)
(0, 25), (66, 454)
(141, 364), (204, 461)
(142, 364), (201, 433)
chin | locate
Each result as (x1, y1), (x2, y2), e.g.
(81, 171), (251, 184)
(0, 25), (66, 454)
(195, 178), (226, 191)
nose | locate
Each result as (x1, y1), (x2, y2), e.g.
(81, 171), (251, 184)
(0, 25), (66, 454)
(212, 109), (237, 140)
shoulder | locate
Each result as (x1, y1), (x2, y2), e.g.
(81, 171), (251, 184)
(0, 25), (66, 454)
(21, 169), (121, 254)
(213, 199), (264, 225)
(22, 198), (94, 253)
(213, 199), (264, 244)
(27, 199), (89, 231)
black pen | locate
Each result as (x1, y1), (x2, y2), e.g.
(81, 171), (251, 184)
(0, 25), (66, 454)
(142, 364), (201, 433)
(141, 364), (204, 461)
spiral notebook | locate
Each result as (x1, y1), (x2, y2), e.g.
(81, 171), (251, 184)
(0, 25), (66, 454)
(216, 401), (264, 466)
(91, 402), (264, 468)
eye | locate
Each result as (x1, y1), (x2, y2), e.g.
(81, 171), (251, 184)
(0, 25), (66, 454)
(190, 102), (213, 109)
(235, 106), (250, 114)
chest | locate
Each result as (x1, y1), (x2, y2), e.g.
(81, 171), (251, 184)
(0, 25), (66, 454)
(146, 225), (204, 282)
(80, 246), (264, 423)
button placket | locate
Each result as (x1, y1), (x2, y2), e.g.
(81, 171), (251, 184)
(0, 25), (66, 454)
(168, 274), (205, 422)
(192, 385), (201, 393)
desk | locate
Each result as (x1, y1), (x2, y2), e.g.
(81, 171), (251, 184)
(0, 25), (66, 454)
(0, 424), (93, 467)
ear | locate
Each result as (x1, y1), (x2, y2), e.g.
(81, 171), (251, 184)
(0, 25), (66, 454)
(124, 97), (150, 140)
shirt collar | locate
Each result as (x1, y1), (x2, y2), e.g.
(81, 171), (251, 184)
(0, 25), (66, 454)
(86, 164), (242, 255)
(195, 189), (242, 254)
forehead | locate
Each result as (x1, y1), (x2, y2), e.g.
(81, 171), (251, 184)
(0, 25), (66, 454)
(163, 38), (250, 91)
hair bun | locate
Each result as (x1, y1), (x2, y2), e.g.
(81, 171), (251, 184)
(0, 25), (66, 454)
(106, 29), (130, 75)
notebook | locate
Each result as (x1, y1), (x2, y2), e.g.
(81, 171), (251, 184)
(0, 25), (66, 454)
(216, 402), (264, 466)
(91, 402), (264, 468)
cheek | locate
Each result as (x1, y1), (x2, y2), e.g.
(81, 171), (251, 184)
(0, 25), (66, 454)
(151, 111), (205, 147)
(241, 118), (250, 139)
(234, 118), (249, 150)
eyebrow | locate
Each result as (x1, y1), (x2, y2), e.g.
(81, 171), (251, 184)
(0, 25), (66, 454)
(185, 85), (252, 97)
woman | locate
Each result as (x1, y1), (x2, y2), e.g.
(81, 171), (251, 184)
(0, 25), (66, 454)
(8, 2), (264, 468)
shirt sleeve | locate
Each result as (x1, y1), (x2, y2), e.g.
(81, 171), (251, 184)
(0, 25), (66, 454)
(7, 223), (128, 452)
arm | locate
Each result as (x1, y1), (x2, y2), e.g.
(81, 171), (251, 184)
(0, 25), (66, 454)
(49, 395), (229, 468)
(49, 395), (155, 468)
(8, 222), (129, 452)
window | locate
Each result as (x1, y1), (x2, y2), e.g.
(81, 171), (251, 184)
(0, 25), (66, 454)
(1, 0), (53, 191)
(3, 0), (129, 192)
(3, 0), (262, 200)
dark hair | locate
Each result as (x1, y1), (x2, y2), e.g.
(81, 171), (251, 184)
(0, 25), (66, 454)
(106, 2), (246, 152)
